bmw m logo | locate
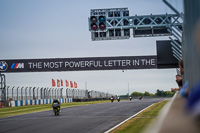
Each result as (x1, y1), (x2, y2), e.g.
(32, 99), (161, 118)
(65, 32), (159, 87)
(11, 63), (24, 69)
(0, 61), (8, 71)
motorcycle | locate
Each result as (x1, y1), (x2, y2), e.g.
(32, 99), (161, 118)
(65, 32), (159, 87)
(111, 97), (114, 103)
(52, 103), (60, 116)
(139, 96), (143, 100)
(129, 96), (132, 101)
(117, 97), (120, 102)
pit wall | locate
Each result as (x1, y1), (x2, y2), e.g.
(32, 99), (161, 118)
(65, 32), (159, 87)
(10, 98), (73, 107)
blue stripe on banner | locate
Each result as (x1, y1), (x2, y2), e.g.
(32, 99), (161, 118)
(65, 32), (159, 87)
(39, 100), (41, 105)
(11, 63), (16, 69)
(15, 101), (18, 107)
(35, 100), (37, 105)
(30, 100), (32, 105)
(25, 100), (28, 105)
(46, 99), (48, 104)
(43, 99), (45, 104)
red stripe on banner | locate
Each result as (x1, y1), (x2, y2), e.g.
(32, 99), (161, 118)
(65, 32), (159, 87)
(14, 63), (19, 68)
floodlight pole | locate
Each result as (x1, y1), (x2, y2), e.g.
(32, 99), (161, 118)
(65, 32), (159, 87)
(128, 82), (129, 96)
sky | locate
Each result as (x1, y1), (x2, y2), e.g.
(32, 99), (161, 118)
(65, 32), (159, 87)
(0, 0), (183, 95)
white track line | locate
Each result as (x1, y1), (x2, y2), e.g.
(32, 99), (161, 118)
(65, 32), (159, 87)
(104, 103), (155, 133)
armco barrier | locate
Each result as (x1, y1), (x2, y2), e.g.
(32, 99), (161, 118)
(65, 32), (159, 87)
(10, 98), (72, 107)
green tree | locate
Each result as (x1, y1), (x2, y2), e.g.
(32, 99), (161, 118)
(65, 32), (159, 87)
(155, 89), (176, 97)
(130, 91), (144, 97)
(144, 91), (150, 96)
(155, 89), (162, 96)
(165, 91), (176, 97)
(131, 92), (140, 97)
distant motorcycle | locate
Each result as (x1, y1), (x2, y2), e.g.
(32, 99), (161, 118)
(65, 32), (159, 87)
(111, 97), (114, 103)
(117, 97), (120, 102)
(52, 103), (60, 116)
(139, 96), (143, 100)
(129, 96), (132, 101)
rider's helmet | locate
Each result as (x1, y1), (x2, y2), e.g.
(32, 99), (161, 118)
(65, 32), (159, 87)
(53, 99), (59, 103)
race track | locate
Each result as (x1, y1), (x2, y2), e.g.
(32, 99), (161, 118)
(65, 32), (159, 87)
(0, 98), (168, 133)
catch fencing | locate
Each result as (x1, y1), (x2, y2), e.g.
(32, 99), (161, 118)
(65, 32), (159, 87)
(1, 86), (113, 101)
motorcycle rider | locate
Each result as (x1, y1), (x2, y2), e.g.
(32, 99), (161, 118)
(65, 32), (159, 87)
(117, 96), (120, 102)
(139, 95), (143, 100)
(110, 96), (114, 102)
(129, 96), (132, 101)
(52, 99), (61, 112)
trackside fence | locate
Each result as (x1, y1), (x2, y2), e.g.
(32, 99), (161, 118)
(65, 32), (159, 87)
(0, 86), (114, 107)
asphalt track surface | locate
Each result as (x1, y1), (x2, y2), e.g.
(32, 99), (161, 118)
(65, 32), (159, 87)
(0, 98), (167, 133)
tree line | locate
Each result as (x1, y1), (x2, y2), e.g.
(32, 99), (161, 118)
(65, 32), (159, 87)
(154, 89), (176, 97)
(123, 89), (176, 97)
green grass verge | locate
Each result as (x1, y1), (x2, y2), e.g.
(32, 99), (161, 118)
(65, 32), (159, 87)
(110, 100), (169, 133)
(0, 100), (110, 118)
